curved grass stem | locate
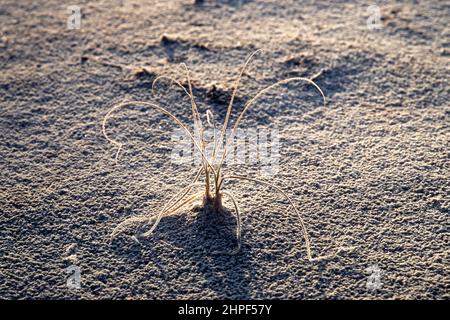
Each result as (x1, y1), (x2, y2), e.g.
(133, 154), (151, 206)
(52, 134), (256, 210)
(102, 100), (216, 176)
(219, 77), (326, 168)
(222, 191), (241, 255)
(224, 174), (312, 261)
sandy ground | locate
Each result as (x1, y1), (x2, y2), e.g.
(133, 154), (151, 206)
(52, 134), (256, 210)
(0, 0), (449, 299)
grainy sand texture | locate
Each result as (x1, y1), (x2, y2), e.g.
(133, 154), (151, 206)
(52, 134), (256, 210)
(0, 0), (449, 299)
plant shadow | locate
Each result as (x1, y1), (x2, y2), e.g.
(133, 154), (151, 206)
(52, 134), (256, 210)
(112, 204), (253, 299)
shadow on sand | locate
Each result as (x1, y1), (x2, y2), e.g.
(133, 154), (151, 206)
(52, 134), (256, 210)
(111, 205), (253, 298)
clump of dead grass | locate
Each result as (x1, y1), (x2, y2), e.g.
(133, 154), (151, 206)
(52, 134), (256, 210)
(102, 50), (345, 261)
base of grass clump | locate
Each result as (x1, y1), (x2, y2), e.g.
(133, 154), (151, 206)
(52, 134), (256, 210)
(201, 193), (225, 215)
